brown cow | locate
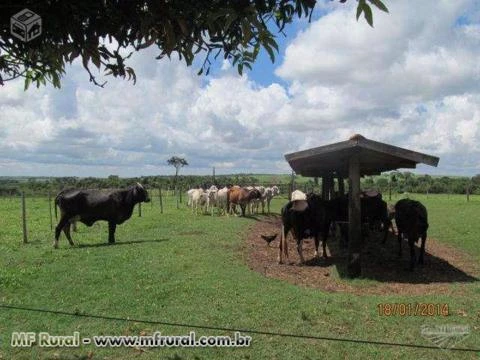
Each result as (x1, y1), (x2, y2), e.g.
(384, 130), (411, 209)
(227, 186), (262, 216)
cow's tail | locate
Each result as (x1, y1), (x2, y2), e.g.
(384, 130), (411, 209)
(54, 194), (59, 219)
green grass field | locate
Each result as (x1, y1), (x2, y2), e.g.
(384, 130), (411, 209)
(0, 192), (479, 359)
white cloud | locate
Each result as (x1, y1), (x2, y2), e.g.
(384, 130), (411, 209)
(0, 0), (479, 177)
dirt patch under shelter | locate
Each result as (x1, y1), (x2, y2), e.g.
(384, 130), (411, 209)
(245, 215), (479, 296)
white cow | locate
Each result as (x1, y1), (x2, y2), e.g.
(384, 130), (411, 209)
(264, 185), (280, 214)
(216, 186), (229, 215)
(191, 189), (208, 215)
(206, 187), (218, 216)
(251, 186), (266, 214)
(187, 188), (197, 207)
(272, 185), (280, 196)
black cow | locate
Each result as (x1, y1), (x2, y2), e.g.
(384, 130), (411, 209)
(54, 183), (150, 248)
(278, 193), (330, 264)
(328, 194), (391, 244)
(394, 199), (428, 270)
(362, 194), (391, 243)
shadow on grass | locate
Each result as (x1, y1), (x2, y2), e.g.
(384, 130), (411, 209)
(76, 238), (169, 249)
(328, 231), (479, 284)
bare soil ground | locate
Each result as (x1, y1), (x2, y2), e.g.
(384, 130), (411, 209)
(245, 215), (479, 295)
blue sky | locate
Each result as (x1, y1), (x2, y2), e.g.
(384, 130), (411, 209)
(1, 1), (480, 177)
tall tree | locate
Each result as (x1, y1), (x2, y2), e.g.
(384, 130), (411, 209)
(167, 156), (188, 180)
(167, 156), (188, 209)
(0, 0), (388, 89)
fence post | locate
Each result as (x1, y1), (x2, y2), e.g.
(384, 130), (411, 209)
(179, 185), (183, 204)
(159, 186), (163, 214)
(176, 185), (179, 209)
(48, 191), (53, 231)
(21, 192), (28, 243)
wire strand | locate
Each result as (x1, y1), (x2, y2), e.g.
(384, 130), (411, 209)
(1, 304), (478, 353)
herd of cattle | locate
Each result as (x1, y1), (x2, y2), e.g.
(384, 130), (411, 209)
(280, 190), (428, 271)
(53, 182), (428, 271)
(186, 185), (281, 216)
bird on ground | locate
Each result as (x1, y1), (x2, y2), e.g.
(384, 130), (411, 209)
(260, 233), (278, 246)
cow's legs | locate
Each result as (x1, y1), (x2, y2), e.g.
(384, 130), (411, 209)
(240, 204), (246, 217)
(397, 231), (403, 257)
(297, 239), (305, 264)
(382, 219), (391, 243)
(71, 220), (78, 232)
(314, 234), (320, 258)
(62, 223), (75, 246)
(408, 236), (416, 271)
(419, 232), (426, 265)
(108, 222), (116, 244)
(54, 216), (70, 249)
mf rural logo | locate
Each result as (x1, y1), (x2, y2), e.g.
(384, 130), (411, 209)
(420, 324), (471, 350)
(10, 8), (42, 42)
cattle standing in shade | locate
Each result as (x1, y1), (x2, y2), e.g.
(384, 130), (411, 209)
(328, 193), (390, 244)
(54, 183), (150, 248)
(394, 199), (429, 270)
(361, 192), (391, 243)
(279, 191), (330, 264)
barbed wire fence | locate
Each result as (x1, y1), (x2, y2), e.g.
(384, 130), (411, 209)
(2, 182), (292, 244)
(0, 304), (478, 353)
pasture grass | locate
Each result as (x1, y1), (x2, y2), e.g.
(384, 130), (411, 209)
(0, 192), (479, 359)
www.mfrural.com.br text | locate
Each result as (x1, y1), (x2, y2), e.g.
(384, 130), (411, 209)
(10, 331), (252, 348)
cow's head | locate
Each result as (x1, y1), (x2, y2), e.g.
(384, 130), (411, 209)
(272, 186), (280, 196)
(134, 183), (150, 203)
(248, 188), (262, 200)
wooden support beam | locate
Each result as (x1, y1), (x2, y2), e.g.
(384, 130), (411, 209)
(347, 153), (362, 278)
(321, 176), (326, 199)
(338, 176), (345, 196)
(327, 175), (335, 200)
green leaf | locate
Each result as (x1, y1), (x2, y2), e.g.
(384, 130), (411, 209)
(356, 2), (363, 21)
(24, 76), (31, 91)
(363, 3), (373, 27)
(368, 0), (389, 13)
(263, 42), (275, 63)
(91, 51), (101, 69)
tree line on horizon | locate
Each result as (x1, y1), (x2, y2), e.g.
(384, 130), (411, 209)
(1, 172), (479, 197)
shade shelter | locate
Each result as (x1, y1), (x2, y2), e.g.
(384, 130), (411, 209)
(284, 134), (439, 278)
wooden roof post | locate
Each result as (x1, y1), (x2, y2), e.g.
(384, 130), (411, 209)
(338, 176), (345, 196)
(347, 153), (362, 278)
(321, 176), (326, 200)
(328, 175), (334, 200)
